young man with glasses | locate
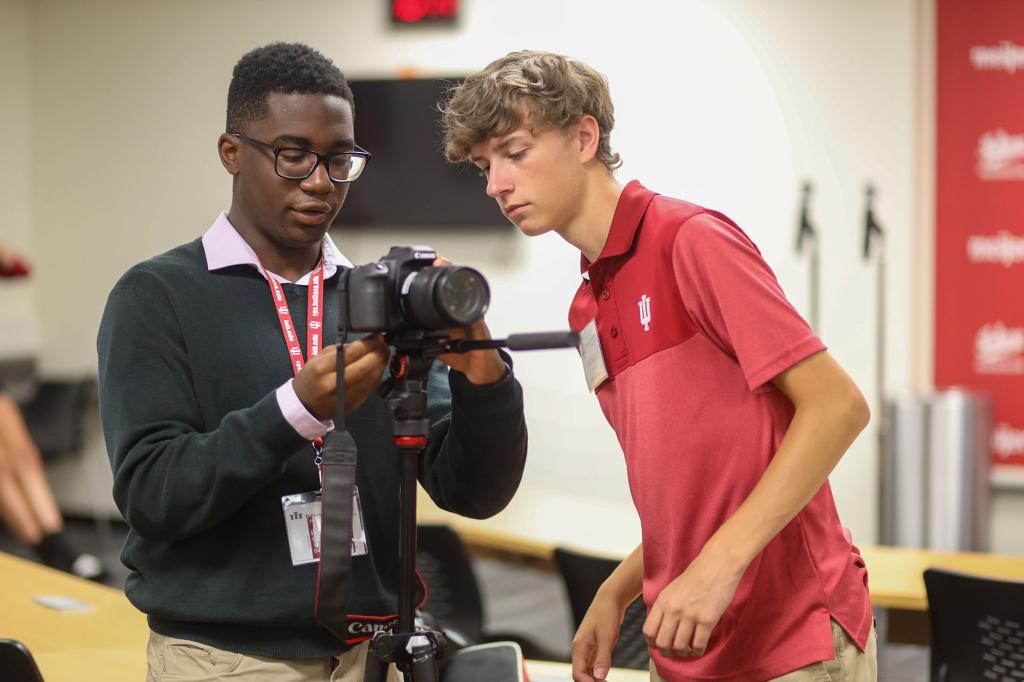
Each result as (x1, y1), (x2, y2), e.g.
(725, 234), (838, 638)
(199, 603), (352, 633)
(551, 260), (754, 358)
(442, 51), (876, 682)
(98, 42), (527, 682)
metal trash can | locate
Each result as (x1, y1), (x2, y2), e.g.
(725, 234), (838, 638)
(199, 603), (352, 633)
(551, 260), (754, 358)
(879, 389), (992, 551)
(880, 394), (928, 547)
(927, 389), (992, 552)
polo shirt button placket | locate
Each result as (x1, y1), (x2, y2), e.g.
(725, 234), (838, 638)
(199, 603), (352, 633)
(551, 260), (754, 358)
(601, 289), (611, 300)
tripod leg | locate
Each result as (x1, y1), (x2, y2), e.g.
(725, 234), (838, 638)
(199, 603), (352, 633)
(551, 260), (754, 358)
(410, 653), (438, 682)
(362, 652), (390, 682)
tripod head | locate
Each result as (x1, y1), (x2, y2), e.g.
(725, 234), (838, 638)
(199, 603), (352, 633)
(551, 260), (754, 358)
(379, 330), (580, 404)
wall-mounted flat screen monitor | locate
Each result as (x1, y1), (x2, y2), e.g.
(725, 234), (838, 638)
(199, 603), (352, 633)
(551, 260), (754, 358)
(334, 78), (508, 229)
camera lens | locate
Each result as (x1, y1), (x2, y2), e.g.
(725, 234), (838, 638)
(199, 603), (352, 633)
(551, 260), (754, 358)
(404, 266), (490, 330)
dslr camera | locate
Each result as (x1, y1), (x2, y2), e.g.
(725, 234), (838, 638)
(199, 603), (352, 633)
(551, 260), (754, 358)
(338, 246), (490, 336)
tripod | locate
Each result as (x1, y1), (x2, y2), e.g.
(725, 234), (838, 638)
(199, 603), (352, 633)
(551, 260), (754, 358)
(362, 331), (578, 682)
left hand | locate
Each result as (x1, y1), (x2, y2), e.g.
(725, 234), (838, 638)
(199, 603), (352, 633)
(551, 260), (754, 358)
(642, 549), (744, 658)
(432, 257), (507, 385)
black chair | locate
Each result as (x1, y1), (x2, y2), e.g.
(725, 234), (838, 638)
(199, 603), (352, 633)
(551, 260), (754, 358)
(21, 379), (96, 461)
(923, 567), (1024, 682)
(0, 639), (45, 682)
(553, 547), (650, 670)
(20, 378), (114, 548)
(415, 524), (564, 661)
(440, 641), (526, 682)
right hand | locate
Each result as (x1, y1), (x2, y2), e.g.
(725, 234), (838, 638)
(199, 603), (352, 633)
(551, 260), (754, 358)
(571, 589), (626, 681)
(293, 335), (389, 419)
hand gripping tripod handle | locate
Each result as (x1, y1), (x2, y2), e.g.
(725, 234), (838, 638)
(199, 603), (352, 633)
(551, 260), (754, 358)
(440, 330), (579, 354)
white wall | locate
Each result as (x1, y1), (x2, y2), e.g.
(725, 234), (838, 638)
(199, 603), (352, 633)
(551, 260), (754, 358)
(0, 0), (39, 360)
(18, 0), (1021, 553)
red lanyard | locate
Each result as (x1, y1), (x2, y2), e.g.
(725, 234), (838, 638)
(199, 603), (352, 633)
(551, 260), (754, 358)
(262, 257), (324, 375)
(262, 258), (326, 452)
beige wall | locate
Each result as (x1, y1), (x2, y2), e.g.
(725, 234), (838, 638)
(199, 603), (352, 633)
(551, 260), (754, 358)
(0, 0), (39, 358)
(10, 0), (1021, 553)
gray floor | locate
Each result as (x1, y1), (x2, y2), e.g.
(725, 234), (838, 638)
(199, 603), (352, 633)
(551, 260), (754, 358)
(3, 519), (929, 680)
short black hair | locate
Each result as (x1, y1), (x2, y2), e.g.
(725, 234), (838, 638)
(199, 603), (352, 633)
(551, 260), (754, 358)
(226, 42), (354, 132)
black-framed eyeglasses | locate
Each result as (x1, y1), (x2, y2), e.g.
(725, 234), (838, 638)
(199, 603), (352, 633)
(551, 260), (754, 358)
(230, 132), (371, 183)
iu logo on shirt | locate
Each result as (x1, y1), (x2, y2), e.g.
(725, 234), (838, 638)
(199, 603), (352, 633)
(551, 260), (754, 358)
(638, 294), (652, 331)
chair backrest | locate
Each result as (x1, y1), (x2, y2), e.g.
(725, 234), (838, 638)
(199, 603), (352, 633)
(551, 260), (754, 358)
(0, 639), (45, 682)
(441, 641), (525, 682)
(416, 524), (485, 642)
(553, 547), (650, 670)
(21, 379), (96, 460)
(923, 567), (1024, 682)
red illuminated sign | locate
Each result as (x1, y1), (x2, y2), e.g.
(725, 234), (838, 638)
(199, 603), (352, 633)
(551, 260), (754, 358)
(391, 0), (458, 24)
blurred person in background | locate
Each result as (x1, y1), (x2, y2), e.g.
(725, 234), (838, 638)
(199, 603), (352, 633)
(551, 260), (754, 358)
(0, 243), (106, 580)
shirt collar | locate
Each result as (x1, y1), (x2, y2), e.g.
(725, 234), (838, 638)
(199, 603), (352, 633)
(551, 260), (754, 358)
(202, 212), (352, 284)
(580, 180), (657, 279)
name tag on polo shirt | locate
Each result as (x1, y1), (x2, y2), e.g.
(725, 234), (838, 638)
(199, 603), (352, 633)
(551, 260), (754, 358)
(281, 489), (368, 566)
(579, 319), (609, 392)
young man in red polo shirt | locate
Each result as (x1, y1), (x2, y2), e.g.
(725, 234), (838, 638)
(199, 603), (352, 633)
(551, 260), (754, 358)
(442, 51), (876, 682)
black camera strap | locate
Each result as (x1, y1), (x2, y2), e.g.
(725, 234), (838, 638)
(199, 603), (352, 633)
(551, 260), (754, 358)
(314, 286), (357, 641)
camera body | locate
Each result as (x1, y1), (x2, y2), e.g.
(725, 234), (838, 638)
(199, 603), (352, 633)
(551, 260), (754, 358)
(339, 246), (490, 334)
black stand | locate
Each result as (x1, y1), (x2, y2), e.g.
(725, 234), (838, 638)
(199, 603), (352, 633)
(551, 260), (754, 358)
(364, 331), (578, 682)
(862, 184), (887, 546)
(364, 350), (444, 682)
(796, 180), (820, 332)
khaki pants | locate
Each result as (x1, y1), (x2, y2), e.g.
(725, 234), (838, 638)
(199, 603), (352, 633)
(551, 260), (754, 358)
(146, 631), (402, 682)
(650, 620), (877, 682)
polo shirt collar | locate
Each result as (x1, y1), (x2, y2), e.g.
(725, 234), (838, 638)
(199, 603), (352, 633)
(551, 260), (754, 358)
(202, 211), (353, 284)
(580, 180), (657, 279)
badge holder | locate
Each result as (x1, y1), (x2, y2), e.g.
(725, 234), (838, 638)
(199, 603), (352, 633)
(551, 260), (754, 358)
(360, 330), (580, 682)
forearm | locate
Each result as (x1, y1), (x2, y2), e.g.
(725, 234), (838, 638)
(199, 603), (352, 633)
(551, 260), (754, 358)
(703, 392), (868, 573)
(420, 358), (527, 518)
(99, 282), (307, 540)
(597, 543), (645, 610)
(105, 391), (306, 540)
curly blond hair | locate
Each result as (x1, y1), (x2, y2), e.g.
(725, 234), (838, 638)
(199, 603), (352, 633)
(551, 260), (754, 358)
(441, 50), (621, 170)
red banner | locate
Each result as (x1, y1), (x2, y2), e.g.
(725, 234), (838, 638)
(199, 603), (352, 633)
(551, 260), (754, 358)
(937, 0), (1024, 482)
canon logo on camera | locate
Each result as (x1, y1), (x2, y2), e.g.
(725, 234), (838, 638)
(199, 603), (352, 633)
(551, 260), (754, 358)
(345, 615), (399, 643)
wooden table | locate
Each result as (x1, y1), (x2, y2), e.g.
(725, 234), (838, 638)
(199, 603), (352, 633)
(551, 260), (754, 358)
(526, 658), (648, 681)
(1, 550), (642, 680)
(417, 486), (638, 562)
(857, 544), (1024, 643)
(0, 551), (148, 681)
(858, 544), (1024, 611)
(418, 486), (1024, 644)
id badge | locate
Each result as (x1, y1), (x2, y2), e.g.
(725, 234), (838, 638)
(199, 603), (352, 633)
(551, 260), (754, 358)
(579, 319), (610, 391)
(281, 487), (368, 567)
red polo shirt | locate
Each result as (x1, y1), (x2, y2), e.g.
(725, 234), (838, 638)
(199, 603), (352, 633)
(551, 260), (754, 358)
(569, 181), (871, 681)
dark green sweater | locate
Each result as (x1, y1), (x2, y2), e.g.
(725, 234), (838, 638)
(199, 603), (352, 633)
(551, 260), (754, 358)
(97, 238), (527, 658)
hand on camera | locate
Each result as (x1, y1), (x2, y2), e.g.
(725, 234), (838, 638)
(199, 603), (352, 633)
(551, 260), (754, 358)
(432, 256), (507, 385)
(293, 335), (389, 419)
